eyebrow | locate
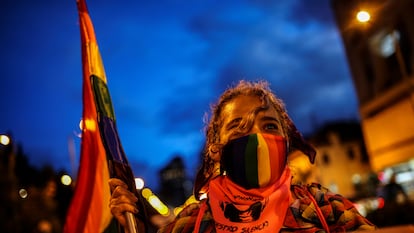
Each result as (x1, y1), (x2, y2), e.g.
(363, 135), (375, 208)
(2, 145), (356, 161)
(260, 116), (280, 123)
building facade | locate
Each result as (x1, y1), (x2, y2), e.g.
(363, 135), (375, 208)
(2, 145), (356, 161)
(289, 121), (374, 199)
(331, 0), (414, 197)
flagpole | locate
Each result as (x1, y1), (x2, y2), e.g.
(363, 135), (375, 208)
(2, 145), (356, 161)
(126, 213), (138, 233)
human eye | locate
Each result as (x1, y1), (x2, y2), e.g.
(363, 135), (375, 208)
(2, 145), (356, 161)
(261, 117), (282, 133)
(264, 123), (279, 131)
(226, 118), (241, 131)
(224, 118), (248, 140)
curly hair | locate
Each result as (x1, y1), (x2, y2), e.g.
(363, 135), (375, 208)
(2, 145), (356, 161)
(193, 80), (315, 200)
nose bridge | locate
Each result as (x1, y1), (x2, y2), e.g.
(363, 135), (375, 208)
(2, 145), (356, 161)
(247, 120), (261, 134)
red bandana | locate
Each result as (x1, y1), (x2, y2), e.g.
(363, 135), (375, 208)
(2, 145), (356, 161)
(208, 167), (292, 233)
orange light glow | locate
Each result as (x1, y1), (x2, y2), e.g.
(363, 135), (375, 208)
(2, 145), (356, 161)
(81, 118), (97, 132)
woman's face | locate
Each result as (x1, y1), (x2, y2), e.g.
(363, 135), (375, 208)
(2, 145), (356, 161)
(218, 95), (285, 145)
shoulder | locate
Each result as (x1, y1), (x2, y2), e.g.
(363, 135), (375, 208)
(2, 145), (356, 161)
(288, 183), (377, 231)
(291, 182), (352, 200)
(290, 182), (338, 203)
(290, 182), (362, 214)
(291, 182), (331, 193)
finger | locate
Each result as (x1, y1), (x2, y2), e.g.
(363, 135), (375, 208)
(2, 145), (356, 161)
(109, 198), (139, 226)
(110, 206), (127, 227)
(109, 178), (129, 192)
(111, 186), (139, 203)
(110, 187), (139, 212)
(111, 191), (139, 207)
(109, 200), (138, 216)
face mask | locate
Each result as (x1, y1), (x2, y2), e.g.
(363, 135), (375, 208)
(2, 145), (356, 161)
(220, 133), (287, 189)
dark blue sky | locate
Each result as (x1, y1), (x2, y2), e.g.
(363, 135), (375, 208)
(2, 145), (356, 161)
(0, 0), (359, 189)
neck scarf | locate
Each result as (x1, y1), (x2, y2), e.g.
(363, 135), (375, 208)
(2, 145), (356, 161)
(208, 167), (292, 233)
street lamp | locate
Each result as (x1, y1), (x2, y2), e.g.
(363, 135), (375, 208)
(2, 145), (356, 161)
(355, 8), (414, 118)
(355, 10), (408, 79)
(356, 11), (370, 23)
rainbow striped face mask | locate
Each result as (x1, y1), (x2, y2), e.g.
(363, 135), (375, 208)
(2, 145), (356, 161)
(220, 133), (288, 189)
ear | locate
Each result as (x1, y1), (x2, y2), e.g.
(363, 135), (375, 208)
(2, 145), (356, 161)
(208, 144), (221, 162)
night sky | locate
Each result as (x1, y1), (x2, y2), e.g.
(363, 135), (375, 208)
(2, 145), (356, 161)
(1, 0), (359, 189)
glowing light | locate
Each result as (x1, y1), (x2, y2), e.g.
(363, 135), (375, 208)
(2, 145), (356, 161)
(377, 171), (385, 182)
(141, 187), (169, 216)
(173, 206), (183, 216)
(135, 178), (145, 190)
(0, 135), (10, 146)
(19, 188), (28, 199)
(174, 195), (199, 216)
(354, 197), (385, 217)
(141, 188), (152, 199)
(352, 174), (361, 184)
(79, 119), (83, 130)
(377, 197), (385, 209)
(356, 10), (370, 23)
(148, 195), (169, 216)
(199, 193), (208, 200)
(80, 118), (96, 132)
(61, 174), (72, 186)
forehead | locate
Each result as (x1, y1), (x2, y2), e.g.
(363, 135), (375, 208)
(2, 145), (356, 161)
(220, 95), (279, 122)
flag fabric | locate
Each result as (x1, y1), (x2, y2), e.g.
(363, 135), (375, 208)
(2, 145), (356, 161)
(64, 0), (118, 232)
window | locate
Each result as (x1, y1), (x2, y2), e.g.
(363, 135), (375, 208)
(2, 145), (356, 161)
(347, 148), (355, 160)
(322, 153), (330, 165)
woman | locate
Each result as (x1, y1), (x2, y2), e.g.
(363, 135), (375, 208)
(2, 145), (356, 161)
(110, 80), (376, 233)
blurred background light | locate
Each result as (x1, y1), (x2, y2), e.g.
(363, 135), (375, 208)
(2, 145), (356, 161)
(0, 134), (10, 146)
(61, 174), (72, 186)
(135, 177), (145, 190)
(19, 188), (28, 199)
(356, 10), (370, 23)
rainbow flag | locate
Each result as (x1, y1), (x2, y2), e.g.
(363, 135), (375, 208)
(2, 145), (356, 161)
(64, 0), (122, 232)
